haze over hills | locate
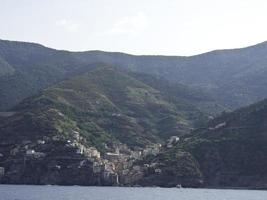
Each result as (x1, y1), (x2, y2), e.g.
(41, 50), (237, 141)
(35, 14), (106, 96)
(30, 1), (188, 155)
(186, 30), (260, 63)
(1, 39), (267, 112)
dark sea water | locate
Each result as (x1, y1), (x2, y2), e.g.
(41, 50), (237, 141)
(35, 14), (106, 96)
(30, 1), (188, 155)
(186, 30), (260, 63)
(0, 185), (267, 200)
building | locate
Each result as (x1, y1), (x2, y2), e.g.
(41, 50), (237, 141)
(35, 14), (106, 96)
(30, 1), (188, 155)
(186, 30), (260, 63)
(144, 164), (150, 168)
(33, 152), (46, 158)
(106, 152), (120, 160)
(209, 122), (226, 130)
(52, 135), (61, 141)
(131, 150), (142, 160)
(122, 169), (129, 175)
(169, 136), (180, 143)
(167, 136), (180, 148)
(76, 146), (84, 154)
(22, 140), (31, 145)
(37, 140), (45, 144)
(103, 171), (119, 185)
(104, 162), (116, 171)
(72, 131), (80, 141)
(10, 147), (20, 156)
(143, 144), (161, 156)
(85, 147), (101, 159)
(93, 162), (102, 173)
(0, 167), (4, 177)
(26, 149), (46, 158)
(133, 165), (141, 171)
(26, 149), (35, 155)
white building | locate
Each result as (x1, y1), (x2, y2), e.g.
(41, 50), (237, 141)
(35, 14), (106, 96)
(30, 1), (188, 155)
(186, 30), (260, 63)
(85, 147), (100, 159)
(106, 152), (120, 160)
(26, 149), (35, 155)
(37, 140), (45, 144)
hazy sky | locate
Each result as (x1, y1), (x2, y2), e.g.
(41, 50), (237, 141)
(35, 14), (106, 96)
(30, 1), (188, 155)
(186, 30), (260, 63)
(1, 0), (267, 55)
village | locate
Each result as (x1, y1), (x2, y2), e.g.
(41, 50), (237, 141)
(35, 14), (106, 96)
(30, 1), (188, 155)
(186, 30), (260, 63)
(0, 130), (180, 186)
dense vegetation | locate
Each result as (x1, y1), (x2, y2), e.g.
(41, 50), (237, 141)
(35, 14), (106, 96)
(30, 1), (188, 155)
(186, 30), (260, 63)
(176, 99), (267, 187)
(136, 149), (203, 187)
(0, 67), (208, 151)
(1, 39), (267, 112)
(75, 41), (267, 109)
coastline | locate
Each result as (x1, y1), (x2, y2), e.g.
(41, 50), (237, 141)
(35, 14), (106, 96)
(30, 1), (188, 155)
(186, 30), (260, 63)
(0, 183), (266, 191)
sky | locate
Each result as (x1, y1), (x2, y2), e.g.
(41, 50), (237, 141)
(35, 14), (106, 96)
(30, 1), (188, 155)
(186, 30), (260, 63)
(1, 0), (267, 56)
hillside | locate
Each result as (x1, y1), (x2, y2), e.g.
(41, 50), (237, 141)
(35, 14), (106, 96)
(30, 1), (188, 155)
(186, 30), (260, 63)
(0, 39), (94, 110)
(1, 39), (267, 112)
(178, 99), (267, 188)
(0, 66), (210, 186)
(1, 67), (207, 149)
(75, 41), (267, 109)
(1, 39), (267, 187)
(129, 72), (226, 115)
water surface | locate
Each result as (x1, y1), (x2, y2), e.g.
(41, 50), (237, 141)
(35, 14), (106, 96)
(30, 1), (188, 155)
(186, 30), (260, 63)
(0, 185), (266, 200)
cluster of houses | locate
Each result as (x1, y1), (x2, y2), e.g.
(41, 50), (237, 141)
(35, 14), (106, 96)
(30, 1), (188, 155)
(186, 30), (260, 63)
(0, 131), (180, 185)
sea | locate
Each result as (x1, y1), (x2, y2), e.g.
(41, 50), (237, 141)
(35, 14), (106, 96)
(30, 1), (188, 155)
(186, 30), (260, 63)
(0, 185), (267, 200)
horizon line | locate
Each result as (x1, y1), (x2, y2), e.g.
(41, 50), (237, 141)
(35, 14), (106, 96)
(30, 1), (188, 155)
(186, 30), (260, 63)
(0, 37), (266, 58)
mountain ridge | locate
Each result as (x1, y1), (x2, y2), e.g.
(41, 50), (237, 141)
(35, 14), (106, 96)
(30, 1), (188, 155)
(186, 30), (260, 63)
(1, 38), (267, 57)
(1, 39), (267, 111)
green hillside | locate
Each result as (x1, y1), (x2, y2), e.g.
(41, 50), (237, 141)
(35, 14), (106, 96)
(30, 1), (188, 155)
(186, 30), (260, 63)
(129, 72), (226, 115)
(0, 39), (91, 110)
(2, 39), (267, 113)
(1, 67), (207, 151)
(178, 99), (267, 188)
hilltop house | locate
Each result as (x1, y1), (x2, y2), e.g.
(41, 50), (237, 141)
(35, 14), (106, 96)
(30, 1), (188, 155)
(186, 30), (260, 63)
(167, 136), (180, 148)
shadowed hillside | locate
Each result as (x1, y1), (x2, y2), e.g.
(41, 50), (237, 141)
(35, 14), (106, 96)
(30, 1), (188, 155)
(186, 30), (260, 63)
(178, 99), (267, 188)
(1, 39), (267, 112)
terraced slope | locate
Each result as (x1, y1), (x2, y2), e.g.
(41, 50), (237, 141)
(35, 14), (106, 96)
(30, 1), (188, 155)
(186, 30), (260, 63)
(0, 67), (207, 151)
